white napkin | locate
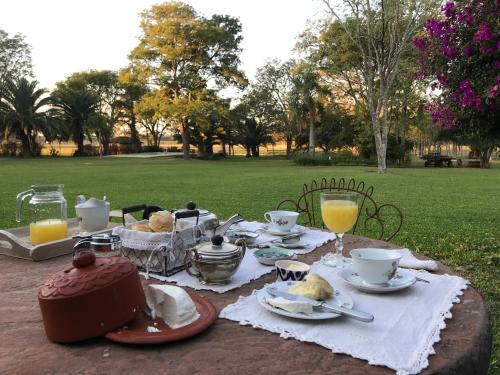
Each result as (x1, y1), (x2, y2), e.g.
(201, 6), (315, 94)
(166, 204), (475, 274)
(220, 261), (468, 375)
(397, 248), (438, 271)
(142, 221), (336, 293)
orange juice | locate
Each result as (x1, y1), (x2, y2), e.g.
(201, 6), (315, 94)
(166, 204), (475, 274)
(321, 200), (358, 233)
(30, 219), (68, 245)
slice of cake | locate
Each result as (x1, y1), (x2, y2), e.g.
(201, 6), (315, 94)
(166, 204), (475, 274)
(145, 284), (200, 329)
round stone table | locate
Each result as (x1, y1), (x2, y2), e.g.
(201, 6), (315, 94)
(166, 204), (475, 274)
(0, 235), (491, 374)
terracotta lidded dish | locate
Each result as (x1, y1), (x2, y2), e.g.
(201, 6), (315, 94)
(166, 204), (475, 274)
(38, 251), (146, 343)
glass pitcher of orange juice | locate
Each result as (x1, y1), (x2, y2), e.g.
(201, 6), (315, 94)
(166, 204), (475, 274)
(16, 184), (68, 244)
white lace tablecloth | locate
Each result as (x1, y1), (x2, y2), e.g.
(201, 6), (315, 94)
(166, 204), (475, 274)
(220, 261), (468, 375)
(142, 221), (336, 293)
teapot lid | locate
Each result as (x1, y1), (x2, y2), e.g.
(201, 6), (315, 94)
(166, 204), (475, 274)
(38, 252), (136, 299)
(196, 235), (241, 259)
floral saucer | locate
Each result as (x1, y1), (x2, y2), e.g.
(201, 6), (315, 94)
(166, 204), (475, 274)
(262, 225), (306, 236)
(339, 267), (416, 293)
(273, 241), (308, 249)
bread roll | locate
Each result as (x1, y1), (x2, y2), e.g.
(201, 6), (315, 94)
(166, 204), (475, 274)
(131, 223), (152, 232)
(149, 211), (174, 232)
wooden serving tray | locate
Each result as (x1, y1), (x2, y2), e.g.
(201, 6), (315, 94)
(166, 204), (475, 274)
(0, 218), (119, 261)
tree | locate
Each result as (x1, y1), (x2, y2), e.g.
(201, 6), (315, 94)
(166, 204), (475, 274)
(116, 68), (148, 152)
(0, 78), (53, 156)
(51, 85), (102, 156)
(289, 63), (325, 153)
(321, 0), (437, 172)
(230, 102), (273, 157)
(135, 89), (171, 148)
(0, 29), (32, 82)
(251, 59), (297, 156)
(57, 70), (121, 155)
(128, 1), (246, 159)
(413, 0), (500, 167)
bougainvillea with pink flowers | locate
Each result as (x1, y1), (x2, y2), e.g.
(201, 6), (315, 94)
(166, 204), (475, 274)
(413, 0), (499, 166)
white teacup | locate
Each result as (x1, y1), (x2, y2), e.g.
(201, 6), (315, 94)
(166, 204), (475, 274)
(350, 248), (402, 285)
(264, 210), (299, 232)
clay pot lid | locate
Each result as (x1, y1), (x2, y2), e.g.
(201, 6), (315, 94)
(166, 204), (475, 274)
(38, 252), (137, 299)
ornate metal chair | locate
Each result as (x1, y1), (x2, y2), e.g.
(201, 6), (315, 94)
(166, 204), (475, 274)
(277, 178), (403, 242)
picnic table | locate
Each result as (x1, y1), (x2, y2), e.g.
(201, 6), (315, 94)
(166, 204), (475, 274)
(420, 153), (454, 167)
(0, 235), (491, 374)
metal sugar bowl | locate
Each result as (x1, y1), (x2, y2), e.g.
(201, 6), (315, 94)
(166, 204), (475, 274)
(184, 235), (246, 285)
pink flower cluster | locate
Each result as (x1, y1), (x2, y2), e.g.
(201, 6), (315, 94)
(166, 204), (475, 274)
(452, 80), (482, 109)
(424, 101), (456, 128)
(413, 0), (499, 128)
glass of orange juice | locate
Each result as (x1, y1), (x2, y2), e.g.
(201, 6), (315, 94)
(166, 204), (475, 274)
(320, 192), (359, 268)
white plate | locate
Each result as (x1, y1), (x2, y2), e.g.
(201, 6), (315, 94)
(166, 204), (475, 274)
(273, 241), (309, 249)
(339, 266), (416, 293)
(262, 225), (306, 236)
(256, 281), (354, 320)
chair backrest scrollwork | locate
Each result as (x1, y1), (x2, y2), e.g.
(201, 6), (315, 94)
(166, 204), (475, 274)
(277, 177), (403, 242)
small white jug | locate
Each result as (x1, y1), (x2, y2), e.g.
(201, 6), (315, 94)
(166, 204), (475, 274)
(75, 196), (110, 232)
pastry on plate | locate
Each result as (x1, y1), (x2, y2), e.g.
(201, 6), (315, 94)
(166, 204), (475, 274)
(288, 273), (333, 301)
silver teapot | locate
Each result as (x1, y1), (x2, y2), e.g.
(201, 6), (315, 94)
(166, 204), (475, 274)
(184, 235), (246, 285)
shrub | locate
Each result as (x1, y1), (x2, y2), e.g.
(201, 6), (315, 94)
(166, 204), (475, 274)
(293, 153), (333, 166)
(49, 147), (59, 157)
(0, 141), (18, 156)
(293, 151), (376, 167)
(74, 144), (99, 157)
(141, 145), (164, 153)
(166, 146), (180, 152)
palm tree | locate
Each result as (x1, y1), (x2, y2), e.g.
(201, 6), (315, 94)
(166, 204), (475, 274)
(290, 64), (325, 154)
(0, 78), (53, 156)
(51, 88), (100, 156)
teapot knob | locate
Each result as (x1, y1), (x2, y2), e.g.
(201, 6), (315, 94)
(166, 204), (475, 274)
(186, 201), (196, 210)
(211, 235), (224, 246)
(76, 195), (86, 205)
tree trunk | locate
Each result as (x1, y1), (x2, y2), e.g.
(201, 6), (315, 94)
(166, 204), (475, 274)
(308, 120), (315, 153)
(129, 116), (141, 153)
(76, 135), (84, 156)
(252, 145), (259, 157)
(19, 129), (31, 157)
(245, 146), (251, 157)
(479, 148), (492, 168)
(206, 143), (214, 157)
(182, 120), (190, 159)
(286, 134), (292, 158)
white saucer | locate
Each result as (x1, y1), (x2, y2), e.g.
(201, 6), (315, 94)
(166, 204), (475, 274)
(257, 281), (354, 320)
(339, 267), (416, 293)
(274, 241), (308, 249)
(262, 225), (306, 236)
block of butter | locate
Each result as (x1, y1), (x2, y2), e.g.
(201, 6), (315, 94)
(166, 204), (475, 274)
(145, 284), (200, 329)
(266, 296), (314, 314)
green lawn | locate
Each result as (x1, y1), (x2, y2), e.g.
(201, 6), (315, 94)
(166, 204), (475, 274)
(0, 156), (499, 371)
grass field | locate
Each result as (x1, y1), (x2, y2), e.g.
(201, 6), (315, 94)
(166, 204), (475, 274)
(0, 156), (498, 372)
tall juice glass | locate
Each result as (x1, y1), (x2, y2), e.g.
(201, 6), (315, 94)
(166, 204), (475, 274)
(320, 192), (359, 268)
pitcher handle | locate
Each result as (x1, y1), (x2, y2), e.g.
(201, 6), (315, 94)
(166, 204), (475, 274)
(16, 189), (34, 223)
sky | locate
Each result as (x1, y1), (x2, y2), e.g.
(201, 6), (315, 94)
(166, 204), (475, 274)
(0, 0), (327, 91)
